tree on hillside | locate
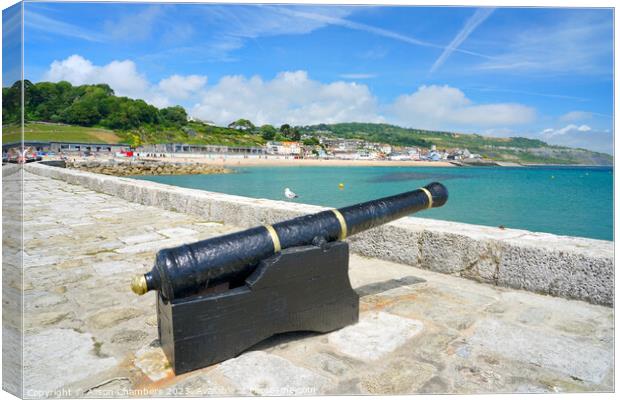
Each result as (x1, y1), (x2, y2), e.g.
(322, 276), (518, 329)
(160, 106), (188, 126)
(302, 137), (319, 146)
(101, 98), (159, 130)
(259, 124), (277, 140)
(289, 127), (301, 141)
(277, 124), (301, 141)
(61, 98), (102, 126)
(279, 124), (291, 138)
(278, 125), (300, 141)
(59, 85), (114, 126)
(2, 80), (22, 123)
(228, 119), (255, 131)
(8, 80), (166, 130)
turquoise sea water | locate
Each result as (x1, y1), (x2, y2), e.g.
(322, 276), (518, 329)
(134, 166), (614, 241)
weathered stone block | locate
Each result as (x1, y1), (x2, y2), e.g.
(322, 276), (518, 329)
(468, 319), (613, 384)
(328, 311), (423, 360)
(218, 351), (332, 395)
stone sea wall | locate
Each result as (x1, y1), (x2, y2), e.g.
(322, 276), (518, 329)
(2, 163), (22, 178)
(26, 162), (614, 306)
(65, 159), (232, 176)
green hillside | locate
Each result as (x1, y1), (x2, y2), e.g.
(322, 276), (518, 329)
(3, 121), (266, 148)
(3, 123), (125, 144)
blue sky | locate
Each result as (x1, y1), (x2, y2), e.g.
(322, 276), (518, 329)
(5, 2), (615, 153)
(3, 3), (21, 89)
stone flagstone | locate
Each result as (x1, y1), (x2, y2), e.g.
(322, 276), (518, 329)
(468, 319), (613, 384)
(218, 351), (332, 395)
(328, 311), (424, 361)
(23, 329), (117, 392)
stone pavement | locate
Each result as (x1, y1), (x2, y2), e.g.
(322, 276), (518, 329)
(18, 171), (613, 397)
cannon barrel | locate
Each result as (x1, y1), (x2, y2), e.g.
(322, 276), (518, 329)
(131, 182), (448, 300)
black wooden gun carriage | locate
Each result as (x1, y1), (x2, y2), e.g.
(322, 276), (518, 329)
(131, 182), (448, 374)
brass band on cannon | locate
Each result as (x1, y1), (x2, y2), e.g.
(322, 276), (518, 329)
(131, 182), (448, 374)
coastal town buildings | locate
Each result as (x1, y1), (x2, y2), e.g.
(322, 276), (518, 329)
(5, 136), (482, 164)
(2, 140), (131, 155)
(140, 143), (266, 156)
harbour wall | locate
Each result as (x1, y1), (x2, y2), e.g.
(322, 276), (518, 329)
(65, 159), (232, 176)
(2, 163), (22, 178)
(25, 162), (614, 306)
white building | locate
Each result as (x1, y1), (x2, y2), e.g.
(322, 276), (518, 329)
(355, 151), (379, 160)
(187, 116), (215, 125)
(380, 144), (392, 155)
(336, 139), (362, 152)
(407, 147), (421, 160)
(389, 153), (412, 161)
(266, 141), (301, 155)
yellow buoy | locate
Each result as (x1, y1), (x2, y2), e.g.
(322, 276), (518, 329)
(338, 183), (345, 190)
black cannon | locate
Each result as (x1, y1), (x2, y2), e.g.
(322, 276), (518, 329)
(131, 182), (448, 374)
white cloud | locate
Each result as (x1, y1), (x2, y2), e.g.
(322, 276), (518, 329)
(44, 55), (151, 99)
(480, 124), (611, 154)
(43, 56), (382, 125)
(391, 85), (536, 130)
(41, 56), (542, 132)
(540, 125), (612, 154)
(192, 70), (382, 126)
(541, 124), (592, 137)
(42, 55), (207, 108)
(559, 111), (593, 123)
(158, 75), (208, 100)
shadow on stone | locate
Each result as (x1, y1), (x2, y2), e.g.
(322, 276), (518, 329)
(248, 331), (319, 352)
(356, 275), (426, 297)
(39, 160), (66, 168)
(212, 275), (426, 358)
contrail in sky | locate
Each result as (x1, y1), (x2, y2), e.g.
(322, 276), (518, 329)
(277, 7), (492, 60)
(430, 8), (495, 73)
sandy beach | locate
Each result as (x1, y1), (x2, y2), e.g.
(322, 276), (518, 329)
(137, 155), (456, 168)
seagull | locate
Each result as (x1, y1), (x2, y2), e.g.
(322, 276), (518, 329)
(284, 187), (298, 199)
